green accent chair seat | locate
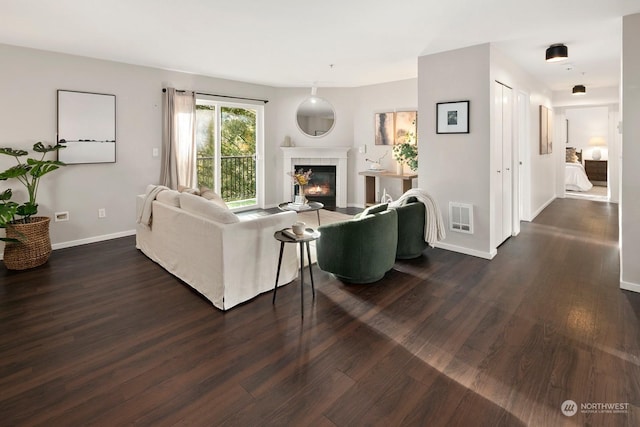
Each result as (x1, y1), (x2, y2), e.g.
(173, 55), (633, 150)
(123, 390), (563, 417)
(391, 197), (428, 259)
(316, 205), (398, 284)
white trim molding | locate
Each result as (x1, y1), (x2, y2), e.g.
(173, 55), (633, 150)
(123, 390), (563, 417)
(620, 280), (640, 293)
(433, 242), (497, 260)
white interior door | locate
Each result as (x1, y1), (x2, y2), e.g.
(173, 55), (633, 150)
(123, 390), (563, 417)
(493, 81), (514, 246)
(501, 85), (513, 242)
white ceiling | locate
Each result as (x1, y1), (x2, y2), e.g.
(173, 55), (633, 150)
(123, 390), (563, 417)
(1, 0), (639, 91)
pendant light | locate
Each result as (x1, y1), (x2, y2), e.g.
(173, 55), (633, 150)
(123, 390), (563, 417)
(546, 44), (568, 62)
(572, 85), (586, 95)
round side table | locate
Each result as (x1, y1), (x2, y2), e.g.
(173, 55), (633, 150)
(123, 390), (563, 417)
(272, 227), (320, 317)
(278, 201), (324, 226)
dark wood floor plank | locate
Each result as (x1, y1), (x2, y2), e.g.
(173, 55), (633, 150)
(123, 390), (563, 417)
(1, 198), (639, 425)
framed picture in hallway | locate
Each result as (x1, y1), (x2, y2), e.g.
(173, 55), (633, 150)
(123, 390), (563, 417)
(436, 101), (469, 134)
(539, 105), (553, 154)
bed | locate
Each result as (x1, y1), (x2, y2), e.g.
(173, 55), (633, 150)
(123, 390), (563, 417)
(565, 147), (592, 192)
(565, 162), (593, 192)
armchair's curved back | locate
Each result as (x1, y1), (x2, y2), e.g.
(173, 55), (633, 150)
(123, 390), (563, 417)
(316, 208), (397, 284)
(392, 199), (428, 259)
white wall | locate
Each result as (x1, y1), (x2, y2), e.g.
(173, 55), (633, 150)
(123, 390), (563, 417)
(490, 46), (555, 224)
(272, 87), (355, 206)
(351, 79), (418, 204)
(564, 106), (610, 160)
(273, 81), (417, 207)
(0, 43), (279, 249)
(418, 44), (493, 259)
(621, 13), (640, 293)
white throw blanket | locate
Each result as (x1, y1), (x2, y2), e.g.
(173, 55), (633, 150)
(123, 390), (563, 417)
(137, 185), (169, 227)
(390, 188), (446, 245)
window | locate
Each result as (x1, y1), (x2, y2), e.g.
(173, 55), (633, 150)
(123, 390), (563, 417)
(195, 99), (263, 210)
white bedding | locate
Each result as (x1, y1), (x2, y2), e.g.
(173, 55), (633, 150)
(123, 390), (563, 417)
(565, 162), (593, 192)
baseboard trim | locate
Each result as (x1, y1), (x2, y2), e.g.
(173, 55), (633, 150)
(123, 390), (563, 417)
(0, 230), (136, 261)
(433, 242), (496, 260)
(530, 196), (556, 221)
(52, 230), (136, 251)
(620, 280), (640, 293)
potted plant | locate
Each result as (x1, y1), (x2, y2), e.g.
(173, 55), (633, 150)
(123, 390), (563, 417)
(392, 122), (418, 174)
(393, 142), (418, 174)
(0, 142), (65, 270)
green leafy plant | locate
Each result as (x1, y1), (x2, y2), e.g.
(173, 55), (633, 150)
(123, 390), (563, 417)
(392, 120), (418, 172)
(393, 141), (418, 172)
(0, 142), (65, 230)
(0, 189), (19, 243)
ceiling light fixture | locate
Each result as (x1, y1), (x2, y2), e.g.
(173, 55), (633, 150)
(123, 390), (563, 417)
(572, 84), (586, 95)
(545, 44), (568, 62)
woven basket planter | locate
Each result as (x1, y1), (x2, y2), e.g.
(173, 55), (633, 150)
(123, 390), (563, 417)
(3, 216), (52, 270)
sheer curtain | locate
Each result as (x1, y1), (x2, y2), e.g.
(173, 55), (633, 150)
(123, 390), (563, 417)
(160, 88), (197, 189)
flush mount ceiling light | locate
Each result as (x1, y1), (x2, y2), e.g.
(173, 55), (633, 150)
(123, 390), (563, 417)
(545, 44), (568, 62)
(572, 84), (586, 95)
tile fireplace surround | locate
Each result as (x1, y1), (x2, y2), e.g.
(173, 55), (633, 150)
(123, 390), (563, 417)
(282, 147), (350, 208)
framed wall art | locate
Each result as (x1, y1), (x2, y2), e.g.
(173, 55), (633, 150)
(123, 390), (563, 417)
(539, 105), (553, 154)
(374, 112), (394, 145)
(395, 111), (417, 144)
(436, 101), (469, 134)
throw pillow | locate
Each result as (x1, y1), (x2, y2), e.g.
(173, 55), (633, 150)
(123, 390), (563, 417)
(199, 186), (229, 209)
(565, 147), (578, 163)
(179, 193), (239, 224)
(178, 185), (200, 195)
(156, 189), (180, 207)
(360, 203), (388, 217)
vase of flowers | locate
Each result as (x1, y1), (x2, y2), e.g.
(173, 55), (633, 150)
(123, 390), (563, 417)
(288, 168), (312, 204)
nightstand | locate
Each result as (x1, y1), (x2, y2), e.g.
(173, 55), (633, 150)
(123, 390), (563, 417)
(584, 160), (607, 183)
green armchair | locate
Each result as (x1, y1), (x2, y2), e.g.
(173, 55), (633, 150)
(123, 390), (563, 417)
(391, 197), (428, 259)
(316, 205), (398, 284)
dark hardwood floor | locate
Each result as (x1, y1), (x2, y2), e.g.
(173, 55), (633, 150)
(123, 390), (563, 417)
(1, 198), (638, 426)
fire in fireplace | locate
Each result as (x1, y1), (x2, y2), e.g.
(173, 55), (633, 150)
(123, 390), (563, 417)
(295, 165), (336, 209)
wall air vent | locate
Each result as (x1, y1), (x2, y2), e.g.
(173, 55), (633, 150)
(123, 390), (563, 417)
(449, 202), (473, 234)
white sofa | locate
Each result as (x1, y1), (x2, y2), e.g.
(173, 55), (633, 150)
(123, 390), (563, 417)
(136, 190), (298, 310)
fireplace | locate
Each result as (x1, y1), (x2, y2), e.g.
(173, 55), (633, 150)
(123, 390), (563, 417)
(282, 146), (349, 208)
(295, 165), (336, 208)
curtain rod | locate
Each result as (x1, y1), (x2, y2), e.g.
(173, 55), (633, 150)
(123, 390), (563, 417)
(162, 88), (268, 104)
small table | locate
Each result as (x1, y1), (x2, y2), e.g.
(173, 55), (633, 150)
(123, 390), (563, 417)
(278, 201), (324, 226)
(272, 227), (320, 317)
(359, 171), (418, 207)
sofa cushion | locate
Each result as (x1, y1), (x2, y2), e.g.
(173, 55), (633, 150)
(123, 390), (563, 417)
(179, 193), (239, 224)
(199, 186), (229, 209)
(156, 189), (180, 207)
(178, 185), (200, 195)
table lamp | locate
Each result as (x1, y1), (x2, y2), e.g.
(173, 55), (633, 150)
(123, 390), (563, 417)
(589, 136), (606, 160)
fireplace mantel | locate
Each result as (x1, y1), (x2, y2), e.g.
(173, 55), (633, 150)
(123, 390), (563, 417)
(282, 146), (350, 208)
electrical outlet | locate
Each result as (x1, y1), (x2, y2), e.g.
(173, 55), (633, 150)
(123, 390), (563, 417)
(98, 208), (106, 218)
(55, 211), (69, 222)
(152, 147), (159, 157)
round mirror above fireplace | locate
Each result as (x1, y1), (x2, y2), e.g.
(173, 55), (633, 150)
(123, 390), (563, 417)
(296, 96), (335, 137)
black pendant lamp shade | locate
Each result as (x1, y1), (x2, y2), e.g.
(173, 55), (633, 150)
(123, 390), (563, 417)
(546, 44), (568, 62)
(572, 85), (586, 95)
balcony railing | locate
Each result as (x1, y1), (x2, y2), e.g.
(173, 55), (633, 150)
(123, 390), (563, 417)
(197, 155), (256, 202)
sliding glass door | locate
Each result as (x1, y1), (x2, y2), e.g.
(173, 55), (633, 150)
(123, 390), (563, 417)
(195, 99), (263, 210)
